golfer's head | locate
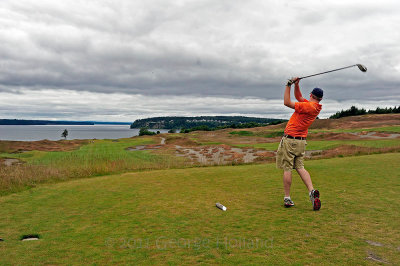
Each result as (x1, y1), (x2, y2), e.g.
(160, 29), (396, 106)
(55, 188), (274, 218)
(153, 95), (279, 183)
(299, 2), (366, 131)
(310, 87), (323, 102)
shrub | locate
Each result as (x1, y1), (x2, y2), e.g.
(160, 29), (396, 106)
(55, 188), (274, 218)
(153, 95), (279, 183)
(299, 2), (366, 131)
(139, 128), (156, 136)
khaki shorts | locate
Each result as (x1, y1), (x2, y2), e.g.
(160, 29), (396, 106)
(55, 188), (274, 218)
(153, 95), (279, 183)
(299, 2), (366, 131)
(276, 137), (307, 172)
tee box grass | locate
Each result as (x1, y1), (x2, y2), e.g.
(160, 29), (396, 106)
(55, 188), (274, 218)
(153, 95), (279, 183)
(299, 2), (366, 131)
(1, 153), (399, 265)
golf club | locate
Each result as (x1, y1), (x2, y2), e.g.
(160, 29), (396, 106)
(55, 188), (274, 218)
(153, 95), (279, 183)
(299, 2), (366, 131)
(297, 64), (367, 81)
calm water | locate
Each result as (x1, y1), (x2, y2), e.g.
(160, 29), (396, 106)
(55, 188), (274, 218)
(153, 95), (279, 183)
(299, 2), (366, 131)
(0, 125), (169, 141)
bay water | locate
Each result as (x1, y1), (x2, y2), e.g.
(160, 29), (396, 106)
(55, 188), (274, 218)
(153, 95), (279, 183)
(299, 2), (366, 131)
(0, 125), (170, 141)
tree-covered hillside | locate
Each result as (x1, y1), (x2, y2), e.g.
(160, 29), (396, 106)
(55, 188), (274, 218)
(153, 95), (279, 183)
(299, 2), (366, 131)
(329, 106), (400, 119)
(130, 116), (284, 129)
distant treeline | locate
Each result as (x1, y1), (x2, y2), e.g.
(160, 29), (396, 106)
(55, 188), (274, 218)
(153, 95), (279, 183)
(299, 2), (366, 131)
(329, 106), (400, 119)
(131, 116), (285, 130)
(0, 119), (94, 125)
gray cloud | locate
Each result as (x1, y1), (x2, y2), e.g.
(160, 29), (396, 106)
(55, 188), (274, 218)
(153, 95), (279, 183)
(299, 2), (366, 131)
(0, 89), (398, 122)
(0, 0), (399, 120)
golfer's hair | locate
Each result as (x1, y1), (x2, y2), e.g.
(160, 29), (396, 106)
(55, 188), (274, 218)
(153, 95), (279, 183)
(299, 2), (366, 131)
(311, 94), (322, 102)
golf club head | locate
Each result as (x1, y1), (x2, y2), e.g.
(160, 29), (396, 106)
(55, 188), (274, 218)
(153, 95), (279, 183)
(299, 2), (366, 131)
(356, 64), (367, 72)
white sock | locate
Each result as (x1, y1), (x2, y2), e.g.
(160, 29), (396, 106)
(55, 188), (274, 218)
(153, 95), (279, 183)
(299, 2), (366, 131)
(284, 196), (291, 200)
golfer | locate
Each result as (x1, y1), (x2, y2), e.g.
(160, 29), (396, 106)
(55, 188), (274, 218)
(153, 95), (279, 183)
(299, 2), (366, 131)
(276, 77), (323, 210)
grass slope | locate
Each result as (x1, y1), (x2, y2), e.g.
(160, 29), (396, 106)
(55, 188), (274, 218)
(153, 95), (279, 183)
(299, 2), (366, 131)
(0, 138), (187, 195)
(309, 125), (400, 133)
(236, 139), (400, 151)
(1, 153), (399, 265)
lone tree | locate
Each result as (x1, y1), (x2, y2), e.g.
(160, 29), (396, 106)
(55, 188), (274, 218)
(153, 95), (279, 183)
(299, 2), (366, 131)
(61, 129), (68, 140)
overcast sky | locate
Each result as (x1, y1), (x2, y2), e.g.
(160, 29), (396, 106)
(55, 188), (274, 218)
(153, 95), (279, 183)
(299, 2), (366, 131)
(1, 0), (399, 122)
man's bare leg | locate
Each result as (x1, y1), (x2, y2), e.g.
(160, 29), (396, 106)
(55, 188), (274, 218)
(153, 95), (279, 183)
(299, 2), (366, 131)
(283, 171), (292, 197)
(297, 168), (321, 210)
(296, 168), (314, 192)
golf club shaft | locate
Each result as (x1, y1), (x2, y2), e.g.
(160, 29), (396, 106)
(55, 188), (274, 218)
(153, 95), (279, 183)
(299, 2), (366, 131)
(299, 65), (357, 80)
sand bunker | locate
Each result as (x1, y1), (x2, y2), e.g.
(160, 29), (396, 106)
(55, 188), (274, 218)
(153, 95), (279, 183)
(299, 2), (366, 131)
(349, 131), (400, 139)
(174, 145), (274, 165)
(1, 158), (21, 166)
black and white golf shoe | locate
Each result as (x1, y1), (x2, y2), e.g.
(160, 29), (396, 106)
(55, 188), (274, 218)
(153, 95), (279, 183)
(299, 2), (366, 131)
(310, 189), (321, 211)
(284, 198), (295, 208)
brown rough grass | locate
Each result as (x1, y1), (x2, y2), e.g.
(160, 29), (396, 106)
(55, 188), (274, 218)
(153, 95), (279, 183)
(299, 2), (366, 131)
(164, 135), (199, 146)
(0, 139), (87, 153)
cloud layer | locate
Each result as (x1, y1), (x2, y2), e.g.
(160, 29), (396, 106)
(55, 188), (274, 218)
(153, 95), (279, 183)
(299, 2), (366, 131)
(1, 89), (398, 122)
(0, 0), (399, 121)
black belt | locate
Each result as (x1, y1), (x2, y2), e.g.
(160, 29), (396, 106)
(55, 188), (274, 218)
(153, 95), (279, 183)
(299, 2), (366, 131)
(283, 134), (306, 140)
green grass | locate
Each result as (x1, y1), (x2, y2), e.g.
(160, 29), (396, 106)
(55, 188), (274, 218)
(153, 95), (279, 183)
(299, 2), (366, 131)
(229, 131), (255, 136)
(31, 138), (157, 166)
(1, 138), (156, 163)
(236, 139), (400, 151)
(261, 130), (285, 138)
(1, 153), (399, 265)
(229, 130), (285, 138)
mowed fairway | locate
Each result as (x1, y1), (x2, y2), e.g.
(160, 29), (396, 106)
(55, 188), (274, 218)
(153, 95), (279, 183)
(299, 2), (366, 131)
(1, 153), (399, 265)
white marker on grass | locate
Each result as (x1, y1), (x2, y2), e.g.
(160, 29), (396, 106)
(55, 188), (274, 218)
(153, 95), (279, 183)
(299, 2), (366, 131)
(216, 203), (227, 211)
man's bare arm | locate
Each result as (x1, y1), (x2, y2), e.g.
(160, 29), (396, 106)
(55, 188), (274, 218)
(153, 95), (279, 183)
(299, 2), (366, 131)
(293, 78), (306, 102)
(284, 85), (295, 109)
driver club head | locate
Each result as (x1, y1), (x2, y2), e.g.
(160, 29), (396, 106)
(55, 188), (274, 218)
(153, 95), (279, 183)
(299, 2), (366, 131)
(356, 64), (367, 72)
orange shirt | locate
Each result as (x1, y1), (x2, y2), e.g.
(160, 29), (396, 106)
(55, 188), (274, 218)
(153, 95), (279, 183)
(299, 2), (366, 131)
(284, 99), (322, 138)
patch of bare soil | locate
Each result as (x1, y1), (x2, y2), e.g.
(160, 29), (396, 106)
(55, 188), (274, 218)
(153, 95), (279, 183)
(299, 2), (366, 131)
(0, 139), (88, 153)
(371, 132), (390, 137)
